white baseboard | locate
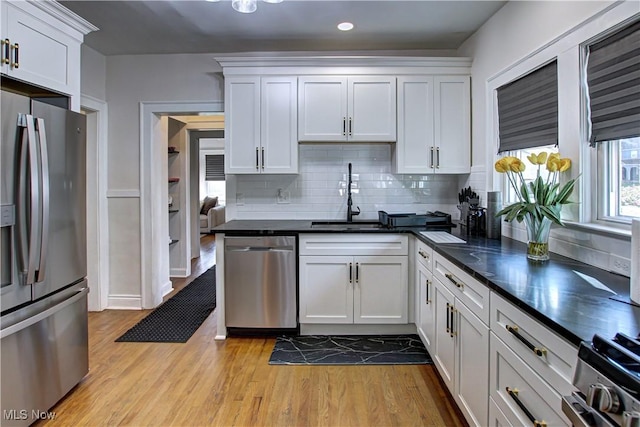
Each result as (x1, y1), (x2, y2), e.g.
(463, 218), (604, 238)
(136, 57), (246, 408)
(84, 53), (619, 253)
(170, 268), (188, 278)
(159, 280), (174, 299)
(107, 294), (142, 310)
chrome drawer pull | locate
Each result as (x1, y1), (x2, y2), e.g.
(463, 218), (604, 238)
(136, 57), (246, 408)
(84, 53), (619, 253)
(506, 325), (547, 357)
(445, 272), (463, 289)
(506, 387), (547, 427)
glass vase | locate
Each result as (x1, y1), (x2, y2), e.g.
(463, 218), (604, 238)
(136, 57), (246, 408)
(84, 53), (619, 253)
(524, 215), (552, 262)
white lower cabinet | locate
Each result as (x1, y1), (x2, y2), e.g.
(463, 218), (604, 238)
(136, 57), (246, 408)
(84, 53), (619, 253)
(490, 333), (570, 426)
(431, 272), (489, 427)
(417, 261), (435, 351)
(299, 234), (408, 325)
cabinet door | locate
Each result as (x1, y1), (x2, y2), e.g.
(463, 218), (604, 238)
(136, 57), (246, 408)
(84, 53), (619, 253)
(434, 76), (470, 173)
(455, 300), (489, 427)
(394, 76), (435, 173)
(261, 76), (298, 174)
(299, 256), (353, 324)
(433, 278), (455, 392)
(225, 77), (261, 174)
(353, 255), (408, 324)
(298, 76), (347, 141)
(348, 77), (397, 142)
(417, 262), (435, 351)
(3, 3), (78, 96)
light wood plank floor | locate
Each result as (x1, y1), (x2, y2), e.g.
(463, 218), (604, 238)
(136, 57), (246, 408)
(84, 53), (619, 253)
(37, 234), (467, 427)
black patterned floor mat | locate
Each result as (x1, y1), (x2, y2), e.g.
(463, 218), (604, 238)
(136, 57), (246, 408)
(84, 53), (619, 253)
(269, 334), (433, 365)
(115, 267), (216, 343)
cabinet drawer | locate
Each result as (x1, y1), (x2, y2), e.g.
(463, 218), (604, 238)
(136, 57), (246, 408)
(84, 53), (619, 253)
(415, 239), (432, 271)
(490, 333), (570, 427)
(433, 253), (489, 324)
(299, 234), (408, 256)
(491, 293), (577, 396)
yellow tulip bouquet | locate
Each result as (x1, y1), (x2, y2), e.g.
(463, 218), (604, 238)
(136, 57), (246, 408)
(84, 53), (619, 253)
(494, 152), (578, 260)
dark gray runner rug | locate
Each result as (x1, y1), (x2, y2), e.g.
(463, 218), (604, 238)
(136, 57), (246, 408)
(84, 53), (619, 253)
(115, 266), (216, 343)
(269, 334), (433, 365)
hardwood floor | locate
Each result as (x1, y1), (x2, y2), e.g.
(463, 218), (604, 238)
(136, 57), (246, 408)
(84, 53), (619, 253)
(37, 234), (467, 427)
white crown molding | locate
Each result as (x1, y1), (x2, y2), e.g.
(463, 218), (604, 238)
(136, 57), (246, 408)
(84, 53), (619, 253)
(214, 55), (473, 76)
(30, 0), (99, 36)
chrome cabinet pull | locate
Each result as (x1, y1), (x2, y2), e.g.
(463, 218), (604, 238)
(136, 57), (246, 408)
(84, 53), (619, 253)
(430, 147), (435, 168)
(506, 387), (547, 427)
(445, 272), (464, 289)
(348, 117), (352, 136)
(349, 262), (352, 283)
(355, 262), (359, 283)
(506, 325), (547, 357)
(261, 147), (264, 170)
(436, 147), (440, 168)
(342, 117), (346, 136)
(255, 147), (259, 170)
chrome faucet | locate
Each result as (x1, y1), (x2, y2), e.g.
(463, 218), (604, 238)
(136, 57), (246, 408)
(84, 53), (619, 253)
(347, 162), (360, 222)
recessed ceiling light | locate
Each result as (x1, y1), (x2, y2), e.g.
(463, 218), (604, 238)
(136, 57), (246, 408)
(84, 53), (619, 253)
(337, 22), (354, 31)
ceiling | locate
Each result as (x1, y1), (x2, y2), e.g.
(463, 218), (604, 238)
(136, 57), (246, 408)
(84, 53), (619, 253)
(60, 0), (507, 56)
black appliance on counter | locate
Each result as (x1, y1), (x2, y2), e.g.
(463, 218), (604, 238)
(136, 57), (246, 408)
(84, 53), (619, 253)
(562, 333), (640, 427)
(378, 210), (455, 231)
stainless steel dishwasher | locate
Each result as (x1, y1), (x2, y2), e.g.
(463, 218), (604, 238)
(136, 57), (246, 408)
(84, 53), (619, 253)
(224, 235), (297, 329)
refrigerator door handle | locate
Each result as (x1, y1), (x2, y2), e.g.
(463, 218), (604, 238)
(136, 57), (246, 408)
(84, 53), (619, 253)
(35, 118), (49, 282)
(16, 114), (39, 285)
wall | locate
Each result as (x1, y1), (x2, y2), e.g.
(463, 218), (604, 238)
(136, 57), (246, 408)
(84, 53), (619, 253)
(458, 0), (635, 273)
(228, 144), (461, 221)
(104, 54), (224, 307)
(81, 45), (107, 100)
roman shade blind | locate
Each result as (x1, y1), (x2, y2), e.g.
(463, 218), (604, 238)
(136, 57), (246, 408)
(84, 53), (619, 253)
(497, 61), (558, 153)
(205, 154), (225, 181)
(586, 19), (640, 144)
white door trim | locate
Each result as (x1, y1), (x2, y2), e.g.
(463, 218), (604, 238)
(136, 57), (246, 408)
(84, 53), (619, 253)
(139, 101), (224, 309)
(81, 94), (109, 312)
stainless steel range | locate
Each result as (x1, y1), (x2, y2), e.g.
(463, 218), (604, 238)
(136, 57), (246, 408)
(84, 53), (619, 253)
(562, 333), (640, 427)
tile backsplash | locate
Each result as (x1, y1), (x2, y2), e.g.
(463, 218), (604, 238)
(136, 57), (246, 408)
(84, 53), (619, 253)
(227, 144), (462, 220)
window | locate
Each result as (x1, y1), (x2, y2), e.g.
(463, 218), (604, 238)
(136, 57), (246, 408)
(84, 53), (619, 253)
(497, 60), (558, 153)
(596, 137), (640, 220)
(200, 152), (226, 205)
(585, 19), (640, 222)
(501, 145), (559, 204)
(496, 61), (559, 205)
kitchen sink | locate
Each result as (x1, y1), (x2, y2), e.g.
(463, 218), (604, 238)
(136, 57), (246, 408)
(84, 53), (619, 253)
(310, 221), (384, 230)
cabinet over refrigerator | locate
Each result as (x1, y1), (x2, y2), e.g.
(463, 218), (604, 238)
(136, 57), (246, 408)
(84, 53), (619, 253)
(1, 87), (88, 426)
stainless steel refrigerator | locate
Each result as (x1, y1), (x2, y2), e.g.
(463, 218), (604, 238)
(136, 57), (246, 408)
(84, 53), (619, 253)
(1, 88), (88, 426)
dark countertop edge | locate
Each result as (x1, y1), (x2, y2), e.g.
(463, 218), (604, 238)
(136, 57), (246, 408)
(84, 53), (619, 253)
(213, 220), (618, 347)
(411, 234), (586, 347)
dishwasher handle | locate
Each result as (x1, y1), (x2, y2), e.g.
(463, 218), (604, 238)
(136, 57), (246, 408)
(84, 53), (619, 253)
(226, 246), (294, 252)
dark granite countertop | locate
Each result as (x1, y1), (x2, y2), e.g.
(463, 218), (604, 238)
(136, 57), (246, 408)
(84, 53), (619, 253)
(214, 219), (640, 346)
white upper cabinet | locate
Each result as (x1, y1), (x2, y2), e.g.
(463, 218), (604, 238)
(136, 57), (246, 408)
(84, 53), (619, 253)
(298, 76), (397, 142)
(394, 75), (470, 174)
(225, 76), (298, 174)
(0, 1), (96, 108)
